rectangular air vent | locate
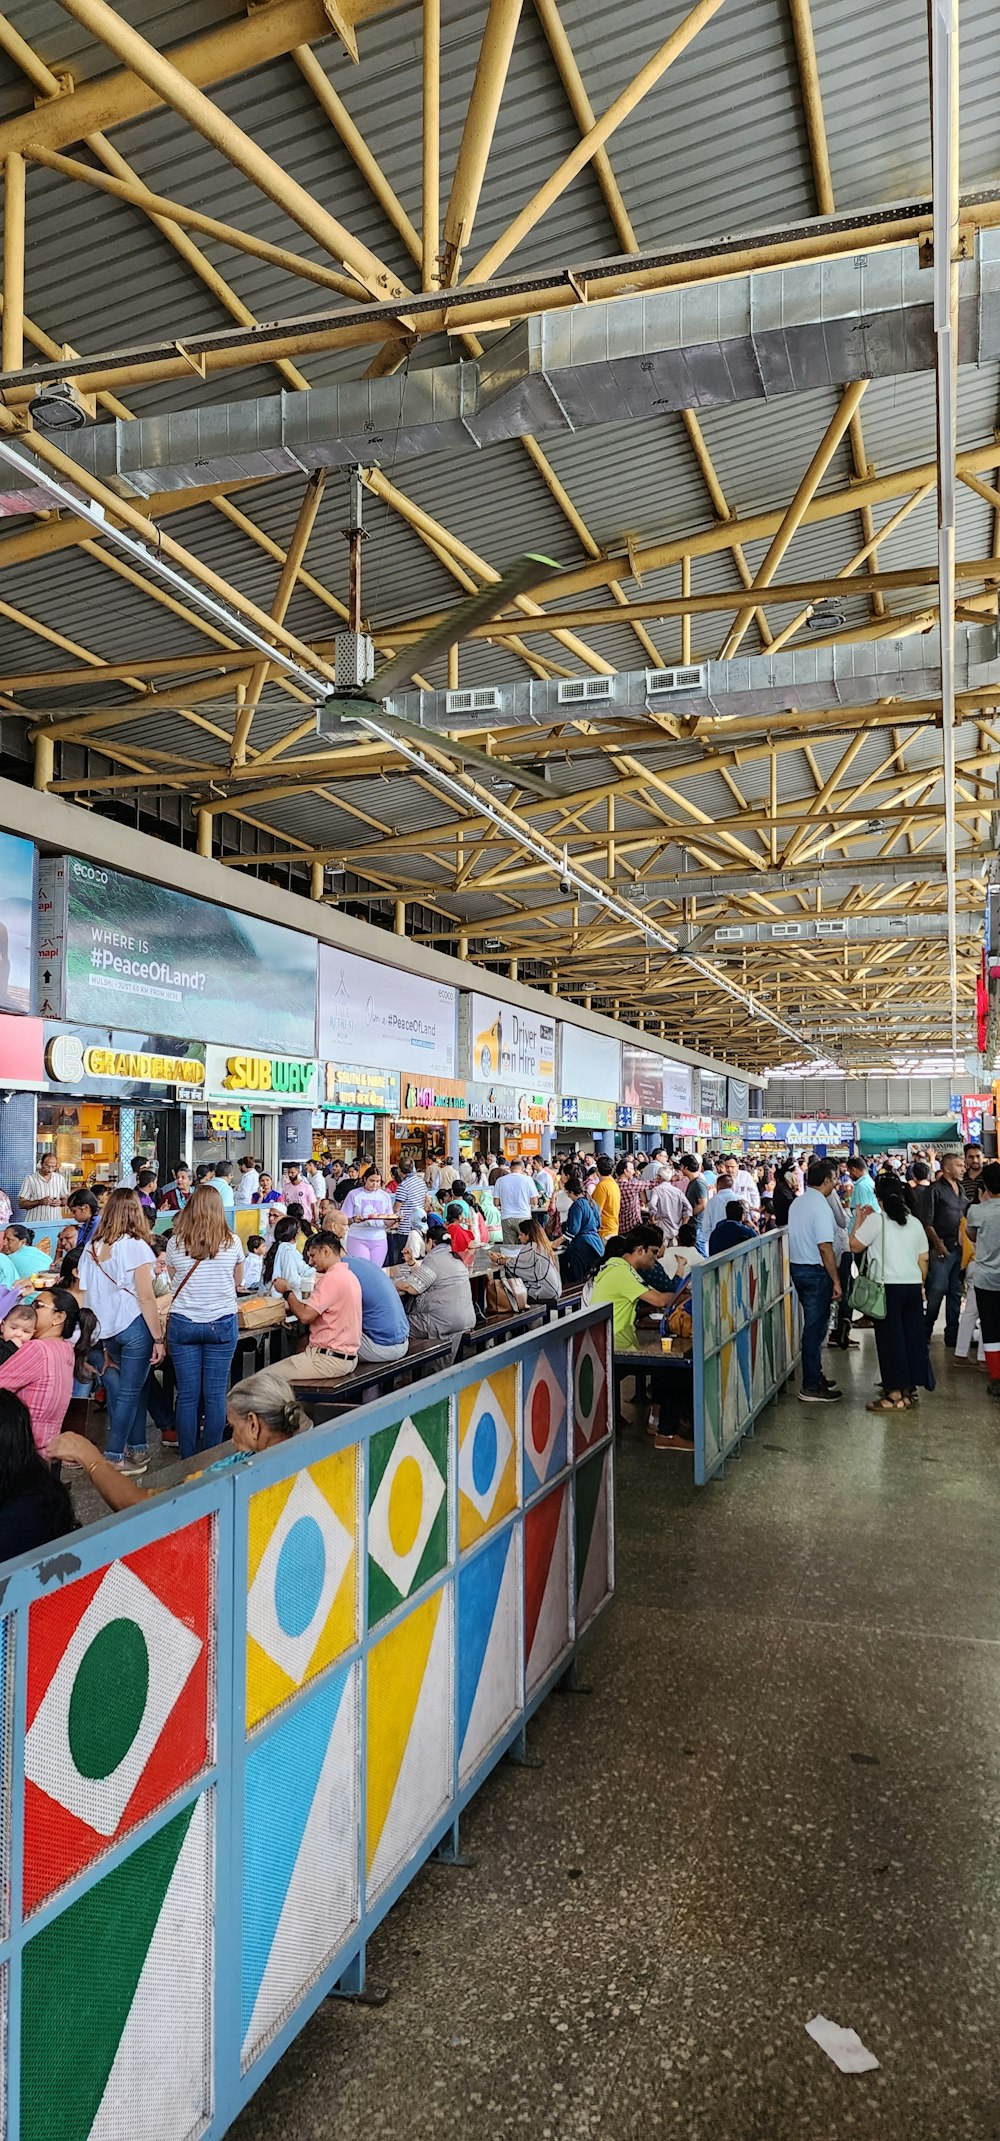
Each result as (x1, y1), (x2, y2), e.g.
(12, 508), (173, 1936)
(445, 687), (502, 714)
(556, 677), (615, 705)
(814, 919), (849, 936)
(645, 666), (706, 694)
(716, 926), (753, 942)
(769, 922), (808, 939)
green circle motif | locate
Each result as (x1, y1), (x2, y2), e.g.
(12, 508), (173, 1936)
(67, 1618), (150, 1780)
(579, 1350), (595, 1416)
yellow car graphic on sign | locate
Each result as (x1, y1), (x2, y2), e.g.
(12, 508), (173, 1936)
(475, 1014), (503, 1077)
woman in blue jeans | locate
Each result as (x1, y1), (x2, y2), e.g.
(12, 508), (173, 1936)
(165, 1186), (244, 1458)
(79, 1188), (166, 1475)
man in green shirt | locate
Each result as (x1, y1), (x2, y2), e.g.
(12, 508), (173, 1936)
(591, 1227), (675, 1350)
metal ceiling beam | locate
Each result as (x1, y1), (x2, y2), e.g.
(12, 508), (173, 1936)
(0, 0), (403, 158)
(54, 0), (412, 305)
(721, 381), (868, 658)
(440, 0), (524, 286)
(466, 0), (728, 282)
(6, 198), (1000, 395)
(531, 0), (638, 255)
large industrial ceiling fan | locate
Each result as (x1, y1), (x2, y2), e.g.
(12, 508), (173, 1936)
(316, 472), (559, 799)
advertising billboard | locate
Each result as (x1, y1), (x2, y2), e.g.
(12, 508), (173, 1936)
(62, 858), (317, 1054)
(557, 1022), (620, 1103)
(0, 830), (36, 1014)
(621, 1043), (664, 1114)
(318, 943), (456, 1078)
(467, 993), (556, 1092)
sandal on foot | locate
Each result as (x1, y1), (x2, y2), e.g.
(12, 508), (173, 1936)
(866, 1397), (910, 1412)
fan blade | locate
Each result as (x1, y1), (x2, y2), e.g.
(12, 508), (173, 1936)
(370, 552), (560, 699)
(327, 699), (554, 800)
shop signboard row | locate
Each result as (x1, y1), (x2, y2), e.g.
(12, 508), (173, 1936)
(746, 1117), (856, 1145)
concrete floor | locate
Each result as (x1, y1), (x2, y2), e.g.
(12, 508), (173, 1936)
(230, 1334), (1000, 2141)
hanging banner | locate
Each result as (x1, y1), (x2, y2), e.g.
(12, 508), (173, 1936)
(318, 942), (456, 1078)
(661, 1063), (693, 1114)
(961, 1093), (991, 1143)
(557, 1023), (620, 1103)
(0, 830), (36, 1015)
(466, 993), (556, 1092)
(62, 857), (316, 1054)
(726, 1076), (750, 1121)
(699, 1070), (726, 1113)
(621, 1044), (664, 1113)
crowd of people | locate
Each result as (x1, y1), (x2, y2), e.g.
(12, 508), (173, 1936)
(0, 1131), (989, 1561)
(782, 1143), (990, 1412)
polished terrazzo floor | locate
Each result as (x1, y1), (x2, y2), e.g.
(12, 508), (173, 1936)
(231, 1335), (1000, 2141)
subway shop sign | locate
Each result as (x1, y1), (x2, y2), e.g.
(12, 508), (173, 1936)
(203, 1046), (317, 1106)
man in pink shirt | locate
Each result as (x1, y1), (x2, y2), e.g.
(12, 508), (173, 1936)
(271, 1232), (361, 1381)
(280, 1163), (318, 1223)
(647, 1167), (691, 1242)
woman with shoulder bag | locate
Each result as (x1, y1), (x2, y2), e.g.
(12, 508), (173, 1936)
(166, 1185), (244, 1458)
(502, 1218), (561, 1305)
(78, 1187), (165, 1475)
(850, 1174), (931, 1412)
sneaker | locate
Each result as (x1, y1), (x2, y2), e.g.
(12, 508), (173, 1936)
(653, 1432), (695, 1451)
(799, 1387), (843, 1404)
(121, 1451), (149, 1476)
(820, 1378), (842, 1396)
(160, 1429), (179, 1449)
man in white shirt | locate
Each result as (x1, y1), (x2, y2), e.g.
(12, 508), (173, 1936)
(496, 1156), (536, 1242)
(702, 1159), (740, 1245)
(729, 1160), (760, 1212)
(647, 1168), (690, 1241)
(786, 1157), (842, 1404)
(533, 1161), (554, 1203)
(19, 1153), (70, 1223)
(236, 1155), (260, 1207)
(641, 1146), (666, 1185)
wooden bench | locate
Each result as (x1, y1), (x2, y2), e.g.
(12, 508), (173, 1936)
(290, 1335), (455, 1417)
(458, 1306), (548, 1359)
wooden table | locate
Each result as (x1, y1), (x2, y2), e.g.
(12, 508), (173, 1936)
(458, 1306), (548, 1358)
(612, 1329), (694, 1436)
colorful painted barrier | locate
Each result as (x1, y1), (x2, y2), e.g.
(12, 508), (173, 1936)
(692, 1229), (801, 1484)
(4, 1306), (613, 2141)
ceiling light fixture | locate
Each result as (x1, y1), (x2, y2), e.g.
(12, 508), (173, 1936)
(26, 381), (90, 432)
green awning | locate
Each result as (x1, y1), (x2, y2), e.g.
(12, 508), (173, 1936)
(858, 1119), (960, 1151)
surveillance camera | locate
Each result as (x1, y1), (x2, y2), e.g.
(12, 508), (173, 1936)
(559, 877), (572, 896)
